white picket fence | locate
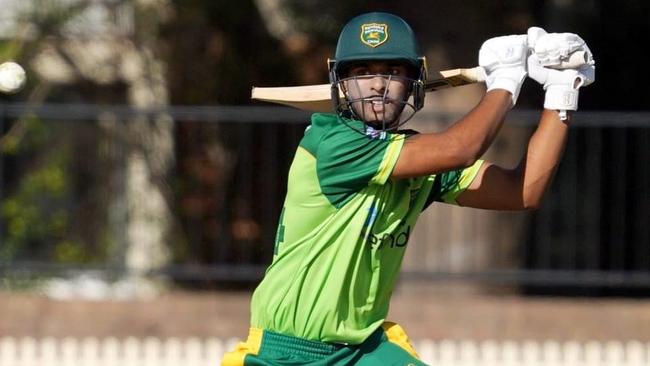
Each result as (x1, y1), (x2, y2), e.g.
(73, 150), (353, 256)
(0, 337), (649, 366)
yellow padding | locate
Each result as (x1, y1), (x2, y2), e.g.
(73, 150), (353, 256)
(221, 328), (263, 366)
(381, 321), (420, 359)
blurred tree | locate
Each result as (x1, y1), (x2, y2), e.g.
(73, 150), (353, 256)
(163, 0), (311, 271)
(1, 0), (176, 295)
(1, 1), (101, 265)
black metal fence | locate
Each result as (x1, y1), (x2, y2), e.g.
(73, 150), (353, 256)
(0, 103), (648, 291)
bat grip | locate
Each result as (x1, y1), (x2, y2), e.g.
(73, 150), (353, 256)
(468, 67), (485, 83)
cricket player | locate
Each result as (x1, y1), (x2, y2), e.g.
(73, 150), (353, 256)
(223, 12), (594, 365)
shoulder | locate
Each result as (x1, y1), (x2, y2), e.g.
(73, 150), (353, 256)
(301, 113), (367, 153)
(300, 113), (341, 154)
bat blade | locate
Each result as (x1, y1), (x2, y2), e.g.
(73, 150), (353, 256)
(251, 83), (337, 112)
(251, 67), (483, 113)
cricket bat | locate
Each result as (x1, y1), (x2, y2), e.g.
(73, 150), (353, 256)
(251, 67), (482, 113)
(251, 51), (589, 113)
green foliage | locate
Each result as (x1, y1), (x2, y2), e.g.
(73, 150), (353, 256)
(54, 240), (88, 263)
(0, 117), (85, 263)
(1, 115), (49, 155)
(0, 40), (22, 63)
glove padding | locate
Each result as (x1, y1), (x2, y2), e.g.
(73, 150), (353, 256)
(528, 27), (595, 69)
(478, 35), (528, 106)
(527, 28), (596, 119)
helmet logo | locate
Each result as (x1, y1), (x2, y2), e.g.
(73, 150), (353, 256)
(360, 23), (388, 48)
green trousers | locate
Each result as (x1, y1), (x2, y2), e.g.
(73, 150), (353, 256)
(222, 322), (427, 366)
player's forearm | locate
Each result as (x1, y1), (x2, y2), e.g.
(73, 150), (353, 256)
(517, 109), (570, 208)
(448, 89), (513, 164)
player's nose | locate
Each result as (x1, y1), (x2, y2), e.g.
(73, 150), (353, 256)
(370, 75), (387, 93)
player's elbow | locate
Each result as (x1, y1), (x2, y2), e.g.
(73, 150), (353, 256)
(457, 134), (492, 168)
(452, 132), (496, 168)
(521, 190), (545, 210)
(511, 171), (545, 210)
(450, 143), (481, 169)
(522, 198), (541, 210)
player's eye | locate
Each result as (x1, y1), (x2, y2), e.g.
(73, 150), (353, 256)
(351, 68), (370, 76)
(388, 67), (406, 76)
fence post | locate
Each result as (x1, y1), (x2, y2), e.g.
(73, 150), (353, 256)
(0, 337), (16, 366)
(101, 337), (120, 366)
(142, 337), (161, 366)
(80, 337), (100, 366)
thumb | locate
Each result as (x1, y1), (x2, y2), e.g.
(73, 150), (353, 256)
(527, 26), (547, 48)
(527, 53), (549, 85)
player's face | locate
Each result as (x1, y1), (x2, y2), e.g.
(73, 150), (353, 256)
(343, 61), (410, 128)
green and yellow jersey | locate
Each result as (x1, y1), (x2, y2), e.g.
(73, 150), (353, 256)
(250, 113), (483, 345)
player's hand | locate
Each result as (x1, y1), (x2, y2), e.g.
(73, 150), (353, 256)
(478, 34), (528, 106)
(527, 30), (595, 120)
(527, 27), (595, 69)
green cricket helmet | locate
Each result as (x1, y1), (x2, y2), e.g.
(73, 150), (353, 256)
(328, 12), (428, 129)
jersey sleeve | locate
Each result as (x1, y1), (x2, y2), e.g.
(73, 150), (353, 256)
(424, 160), (484, 207)
(316, 126), (405, 207)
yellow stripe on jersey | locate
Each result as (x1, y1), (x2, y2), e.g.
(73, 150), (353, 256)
(372, 134), (406, 185)
(441, 159), (485, 204)
(221, 328), (263, 366)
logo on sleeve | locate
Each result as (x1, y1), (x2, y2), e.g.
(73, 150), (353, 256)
(360, 23), (388, 48)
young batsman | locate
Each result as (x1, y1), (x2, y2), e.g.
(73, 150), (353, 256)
(223, 12), (594, 365)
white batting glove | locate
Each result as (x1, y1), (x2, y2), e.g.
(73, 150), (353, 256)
(478, 34), (528, 106)
(527, 27), (595, 69)
(528, 53), (595, 119)
(526, 27), (595, 119)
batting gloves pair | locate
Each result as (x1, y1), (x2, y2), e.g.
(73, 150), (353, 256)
(478, 27), (596, 118)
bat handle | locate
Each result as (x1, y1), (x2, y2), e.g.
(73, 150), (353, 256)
(466, 67), (485, 83)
